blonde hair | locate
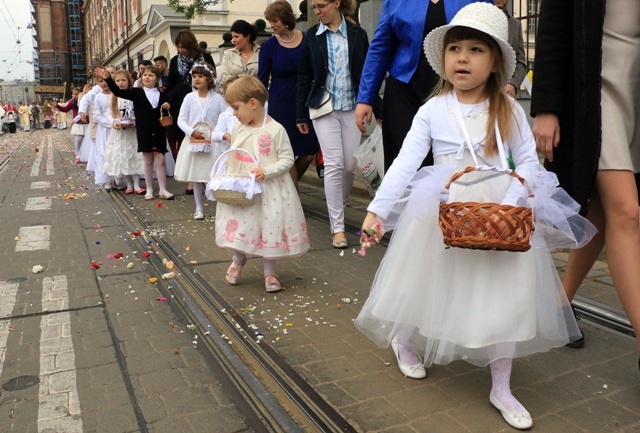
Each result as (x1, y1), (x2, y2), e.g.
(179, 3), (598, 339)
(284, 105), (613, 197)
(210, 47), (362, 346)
(430, 26), (513, 156)
(224, 75), (269, 106)
(111, 70), (133, 118)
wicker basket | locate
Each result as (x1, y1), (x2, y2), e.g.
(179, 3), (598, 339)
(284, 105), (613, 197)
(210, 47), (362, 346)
(189, 122), (213, 153)
(438, 166), (534, 252)
(208, 148), (262, 206)
(159, 108), (173, 127)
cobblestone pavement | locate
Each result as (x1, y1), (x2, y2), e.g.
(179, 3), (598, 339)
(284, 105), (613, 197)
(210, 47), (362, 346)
(0, 128), (639, 433)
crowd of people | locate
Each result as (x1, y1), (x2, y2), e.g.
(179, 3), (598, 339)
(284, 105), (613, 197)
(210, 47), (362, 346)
(1, 99), (72, 133)
(5, 0), (639, 430)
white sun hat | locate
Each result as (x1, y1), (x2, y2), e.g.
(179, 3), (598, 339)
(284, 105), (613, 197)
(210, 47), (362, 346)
(423, 2), (516, 81)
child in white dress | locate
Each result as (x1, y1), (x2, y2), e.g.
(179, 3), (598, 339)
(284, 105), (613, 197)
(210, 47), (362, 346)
(211, 75), (309, 292)
(355, 4), (596, 430)
(175, 62), (227, 220)
(104, 70), (145, 193)
(91, 77), (115, 189)
(212, 106), (237, 158)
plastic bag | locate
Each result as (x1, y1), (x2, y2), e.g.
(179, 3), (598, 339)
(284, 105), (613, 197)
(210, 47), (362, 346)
(354, 125), (384, 196)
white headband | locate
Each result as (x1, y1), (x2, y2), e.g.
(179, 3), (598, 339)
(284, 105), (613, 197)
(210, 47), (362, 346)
(191, 63), (215, 77)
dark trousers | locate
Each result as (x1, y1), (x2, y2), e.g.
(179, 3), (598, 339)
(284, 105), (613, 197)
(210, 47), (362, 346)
(382, 76), (433, 172)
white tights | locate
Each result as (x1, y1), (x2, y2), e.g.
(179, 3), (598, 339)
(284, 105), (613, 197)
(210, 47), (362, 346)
(193, 182), (205, 213)
(489, 347), (526, 414)
(232, 251), (276, 275)
(74, 135), (83, 157)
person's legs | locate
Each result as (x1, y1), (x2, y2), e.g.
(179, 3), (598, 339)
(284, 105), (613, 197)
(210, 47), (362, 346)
(193, 182), (205, 213)
(263, 258), (281, 292)
(289, 155), (315, 191)
(562, 191), (606, 301)
(226, 250), (247, 285)
(313, 113), (348, 238)
(337, 110), (360, 207)
(596, 170), (640, 351)
(143, 152), (155, 199)
(154, 152), (173, 197)
(74, 135), (83, 160)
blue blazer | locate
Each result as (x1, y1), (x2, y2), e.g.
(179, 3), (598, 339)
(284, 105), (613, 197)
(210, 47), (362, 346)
(357, 0), (491, 105)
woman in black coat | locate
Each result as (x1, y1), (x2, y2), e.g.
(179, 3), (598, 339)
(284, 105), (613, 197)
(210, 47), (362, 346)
(531, 0), (640, 359)
(164, 30), (215, 158)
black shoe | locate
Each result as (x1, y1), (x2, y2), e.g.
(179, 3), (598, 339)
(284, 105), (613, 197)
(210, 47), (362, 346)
(185, 189), (194, 195)
(566, 306), (585, 349)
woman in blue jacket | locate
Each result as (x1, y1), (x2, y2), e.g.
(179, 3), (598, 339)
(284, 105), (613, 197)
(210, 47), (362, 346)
(355, 0), (491, 171)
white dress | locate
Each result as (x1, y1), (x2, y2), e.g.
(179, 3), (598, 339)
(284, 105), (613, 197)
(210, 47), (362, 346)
(355, 92), (594, 367)
(91, 93), (114, 186)
(174, 90), (227, 183)
(212, 107), (237, 157)
(104, 98), (144, 177)
(214, 119), (310, 259)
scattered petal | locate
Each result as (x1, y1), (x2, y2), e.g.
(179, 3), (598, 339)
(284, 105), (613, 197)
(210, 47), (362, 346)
(165, 261), (174, 270)
(90, 262), (100, 270)
(126, 262), (134, 269)
(148, 277), (158, 283)
(31, 265), (44, 274)
(189, 260), (198, 264)
(156, 297), (168, 302)
(141, 252), (150, 258)
(156, 202), (162, 208)
(14, 236), (20, 241)
(161, 272), (175, 280)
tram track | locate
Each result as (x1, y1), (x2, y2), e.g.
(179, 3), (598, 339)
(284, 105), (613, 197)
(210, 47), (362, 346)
(105, 190), (360, 433)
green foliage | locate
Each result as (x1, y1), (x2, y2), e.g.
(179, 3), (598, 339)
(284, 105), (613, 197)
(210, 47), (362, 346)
(167, 0), (229, 19)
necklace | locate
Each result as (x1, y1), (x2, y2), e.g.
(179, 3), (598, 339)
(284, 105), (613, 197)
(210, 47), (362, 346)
(277, 31), (295, 43)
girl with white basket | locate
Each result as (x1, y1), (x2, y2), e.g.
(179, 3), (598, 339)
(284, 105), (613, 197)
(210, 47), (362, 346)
(354, 4), (596, 430)
(175, 62), (227, 220)
(207, 76), (309, 293)
(104, 70), (145, 194)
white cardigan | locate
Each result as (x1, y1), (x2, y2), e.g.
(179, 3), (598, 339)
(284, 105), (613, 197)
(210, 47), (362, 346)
(177, 90), (227, 141)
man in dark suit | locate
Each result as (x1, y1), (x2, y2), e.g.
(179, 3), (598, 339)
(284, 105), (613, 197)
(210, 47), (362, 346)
(494, 0), (527, 97)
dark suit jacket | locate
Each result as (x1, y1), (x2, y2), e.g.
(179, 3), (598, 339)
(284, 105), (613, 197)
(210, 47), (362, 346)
(296, 20), (379, 123)
(106, 77), (170, 153)
(506, 14), (527, 89)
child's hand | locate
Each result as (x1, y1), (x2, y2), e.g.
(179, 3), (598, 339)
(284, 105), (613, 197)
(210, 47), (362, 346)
(359, 212), (384, 256)
(94, 67), (109, 79)
(112, 120), (121, 130)
(222, 132), (232, 142)
(161, 102), (170, 110)
(191, 130), (205, 140)
(251, 166), (265, 182)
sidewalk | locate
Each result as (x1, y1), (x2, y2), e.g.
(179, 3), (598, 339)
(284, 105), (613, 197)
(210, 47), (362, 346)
(1, 128), (638, 433)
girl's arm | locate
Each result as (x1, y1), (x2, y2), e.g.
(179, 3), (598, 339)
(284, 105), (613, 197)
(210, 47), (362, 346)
(177, 94), (195, 138)
(55, 99), (74, 112)
(257, 41), (272, 90)
(104, 77), (137, 101)
(367, 102), (434, 220)
(260, 127), (294, 179)
(92, 97), (112, 128)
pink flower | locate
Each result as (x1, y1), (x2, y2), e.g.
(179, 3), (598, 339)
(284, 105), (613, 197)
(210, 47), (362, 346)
(223, 219), (239, 242)
(257, 133), (272, 157)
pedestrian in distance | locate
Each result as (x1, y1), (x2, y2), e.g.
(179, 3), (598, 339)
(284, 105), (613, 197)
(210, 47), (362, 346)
(175, 62), (227, 220)
(94, 66), (175, 201)
(212, 75), (309, 293)
(531, 1), (640, 366)
(104, 70), (144, 194)
(56, 88), (87, 163)
(296, 0), (373, 249)
(355, 3), (596, 430)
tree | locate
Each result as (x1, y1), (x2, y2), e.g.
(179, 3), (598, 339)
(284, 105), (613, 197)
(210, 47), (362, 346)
(167, 0), (233, 19)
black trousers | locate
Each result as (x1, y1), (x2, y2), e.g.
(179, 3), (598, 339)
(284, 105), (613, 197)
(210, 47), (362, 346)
(382, 76), (433, 172)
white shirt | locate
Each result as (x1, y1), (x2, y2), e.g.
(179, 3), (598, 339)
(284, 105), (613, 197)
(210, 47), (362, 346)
(368, 92), (539, 219)
(143, 87), (160, 108)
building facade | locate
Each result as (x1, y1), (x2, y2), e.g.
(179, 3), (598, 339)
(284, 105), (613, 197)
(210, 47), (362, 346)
(81, 0), (306, 73)
(31, 0), (88, 90)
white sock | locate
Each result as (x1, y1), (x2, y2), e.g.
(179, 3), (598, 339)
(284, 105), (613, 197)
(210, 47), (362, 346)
(193, 182), (205, 213)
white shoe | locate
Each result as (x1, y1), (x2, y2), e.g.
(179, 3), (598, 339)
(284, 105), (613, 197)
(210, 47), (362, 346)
(193, 211), (205, 220)
(390, 338), (426, 379)
(490, 392), (533, 430)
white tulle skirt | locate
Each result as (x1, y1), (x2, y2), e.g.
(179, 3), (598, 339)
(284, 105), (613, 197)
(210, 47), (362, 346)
(355, 153), (588, 367)
(104, 128), (144, 177)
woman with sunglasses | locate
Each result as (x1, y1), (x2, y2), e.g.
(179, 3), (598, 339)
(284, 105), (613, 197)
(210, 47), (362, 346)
(297, 0), (377, 249)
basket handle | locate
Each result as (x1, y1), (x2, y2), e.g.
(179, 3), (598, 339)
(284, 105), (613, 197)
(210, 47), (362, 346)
(160, 107), (171, 119)
(211, 148), (260, 200)
(444, 166), (526, 190)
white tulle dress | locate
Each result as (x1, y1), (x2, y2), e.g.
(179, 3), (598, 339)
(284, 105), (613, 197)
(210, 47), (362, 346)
(354, 92), (596, 367)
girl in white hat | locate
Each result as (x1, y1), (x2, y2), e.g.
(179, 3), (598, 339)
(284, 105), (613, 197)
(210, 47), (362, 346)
(354, 3), (596, 430)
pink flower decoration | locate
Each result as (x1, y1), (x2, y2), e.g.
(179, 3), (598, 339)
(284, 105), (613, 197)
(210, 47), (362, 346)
(257, 133), (272, 157)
